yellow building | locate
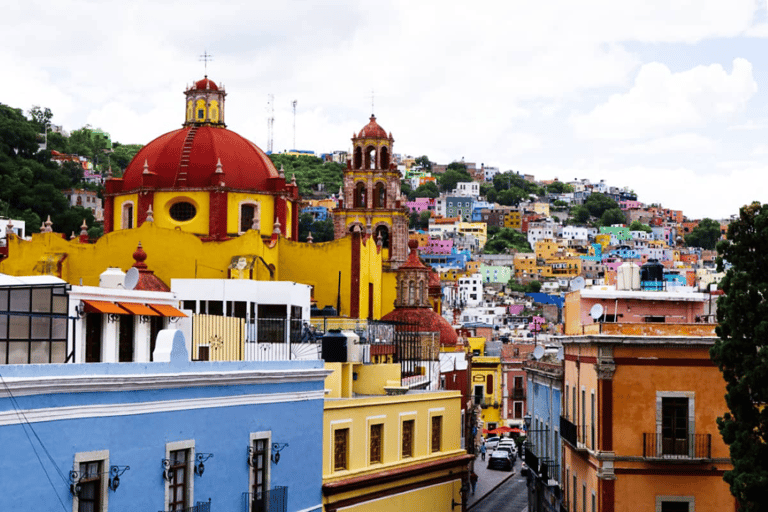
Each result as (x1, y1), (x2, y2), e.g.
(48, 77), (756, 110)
(456, 222), (488, 247)
(512, 240), (582, 279)
(503, 210), (522, 230)
(468, 337), (503, 431)
(322, 362), (471, 512)
(559, 288), (735, 512)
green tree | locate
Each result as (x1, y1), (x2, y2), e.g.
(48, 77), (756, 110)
(484, 228), (531, 254)
(545, 181), (574, 194)
(27, 106), (53, 132)
(710, 202), (768, 512)
(629, 220), (652, 233)
(401, 181), (413, 200)
(600, 208), (626, 227)
(298, 213), (334, 242)
(419, 210), (431, 229)
(414, 155), (432, 171)
(269, 153), (344, 197)
(413, 181), (439, 198)
(570, 205), (590, 224)
(446, 161), (467, 172)
(497, 188), (527, 206)
(525, 280), (542, 293)
(686, 218), (722, 250)
(437, 168), (472, 192)
(584, 193), (620, 219)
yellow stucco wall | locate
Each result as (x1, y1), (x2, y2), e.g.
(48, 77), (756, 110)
(153, 191), (211, 235)
(353, 364), (401, 395)
(113, 193), (138, 230)
(225, 192), (277, 237)
(339, 481), (459, 512)
(380, 270), (398, 317)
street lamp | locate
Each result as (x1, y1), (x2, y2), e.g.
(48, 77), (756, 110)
(523, 412), (531, 431)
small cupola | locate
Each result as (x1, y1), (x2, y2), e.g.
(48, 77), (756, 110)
(184, 76), (227, 127)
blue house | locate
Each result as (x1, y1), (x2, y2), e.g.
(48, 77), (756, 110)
(524, 357), (563, 512)
(446, 196), (473, 221)
(0, 331), (328, 512)
(300, 206), (329, 222)
(420, 248), (471, 270)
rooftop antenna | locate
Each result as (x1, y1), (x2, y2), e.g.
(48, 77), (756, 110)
(292, 100), (297, 150)
(199, 50), (213, 76)
(266, 94), (275, 153)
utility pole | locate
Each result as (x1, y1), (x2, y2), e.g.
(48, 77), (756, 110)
(266, 94), (274, 153)
(292, 100), (297, 150)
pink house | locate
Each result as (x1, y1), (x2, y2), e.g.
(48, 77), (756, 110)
(405, 197), (435, 214)
(619, 200), (643, 210)
(422, 238), (453, 254)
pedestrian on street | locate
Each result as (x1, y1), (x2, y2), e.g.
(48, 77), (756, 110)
(480, 442), (486, 461)
(470, 470), (478, 495)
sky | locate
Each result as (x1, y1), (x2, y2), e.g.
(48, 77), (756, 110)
(3, 0), (768, 220)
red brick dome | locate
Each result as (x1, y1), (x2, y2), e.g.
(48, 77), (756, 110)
(121, 125), (279, 191)
(381, 307), (458, 346)
(193, 76), (219, 91)
(358, 115), (388, 139)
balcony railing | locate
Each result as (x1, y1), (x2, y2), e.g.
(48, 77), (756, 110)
(560, 416), (593, 451)
(159, 499), (211, 512)
(512, 388), (525, 400)
(642, 433), (712, 460)
(242, 486), (288, 512)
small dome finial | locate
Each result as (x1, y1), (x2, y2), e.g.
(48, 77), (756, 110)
(279, 164), (285, 179)
(273, 217), (282, 235)
(80, 219), (88, 236)
(133, 242), (148, 266)
(307, 231), (314, 243)
(146, 205), (154, 223)
(143, 159), (149, 174)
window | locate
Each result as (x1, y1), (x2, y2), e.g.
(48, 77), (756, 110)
(165, 440), (194, 511)
(565, 384), (570, 419)
(334, 428), (349, 471)
(431, 416), (442, 453)
(402, 419), (414, 458)
(122, 202), (133, 229)
(240, 203), (258, 233)
(168, 449), (189, 510)
(73, 450), (109, 512)
(656, 497), (694, 512)
(662, 397), (690, 456)
(169, 202), (196, 222)
(591, 391), (596, 449)
(250, 433), (270, 512)
(514, 402), (523, 419)
(370, 424), (383, 464)
(582, 482), (587, 512)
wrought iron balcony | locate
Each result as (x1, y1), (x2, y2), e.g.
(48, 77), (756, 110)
(242, 486), (288, 512)
(642, 433), (712, 460)
(159, 499), (210, 512)
(559, 416), (592, 451)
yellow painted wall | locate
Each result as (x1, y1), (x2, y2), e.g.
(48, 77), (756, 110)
(153, 191), (211, 235)
(380, 270), (398, 317)
(225, 192), (276, 236)
(113, 193), (139, 230)
(614, 473), (734, 512)
(323, 391), (463, 480)
(339, 480), (460, 512)
(353, 363), (401, 395)
(468, 337), (485, 354)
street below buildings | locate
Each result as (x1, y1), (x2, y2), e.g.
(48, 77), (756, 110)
(468, 452), (528, 512)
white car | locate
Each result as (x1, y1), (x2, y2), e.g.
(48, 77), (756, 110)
(484, 436), (500, 450)
(498, 440), (517, 454)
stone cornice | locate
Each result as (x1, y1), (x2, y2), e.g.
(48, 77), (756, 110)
(555, 335), (717, 346)
(0, 368), (331, 398)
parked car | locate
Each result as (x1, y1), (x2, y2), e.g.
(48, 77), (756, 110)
(487, 450), (514, 471)
(495, 445), (517, 461)
(484, 436), (500, 450)
(498, 440), (517, 454)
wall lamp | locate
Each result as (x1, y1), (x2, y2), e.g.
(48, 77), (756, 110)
(70, 465), (129, 496)
(194, 453), (213, 477)
(271, 443), (288, 464)
(108, 465), (130, 491)
(138, 315), (151, 324)
(74, 304), (85, 319)
(161, 458), (179, 482)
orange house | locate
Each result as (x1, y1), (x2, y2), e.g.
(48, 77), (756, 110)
(559, 287), (735, 512)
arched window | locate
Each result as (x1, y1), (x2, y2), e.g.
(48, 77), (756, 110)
(186, 101), (193, 122)
(354, 182), (366, 208)
(240, 203), (259, 233)
(409, 281), (415, 305)
(420, 281), (426, 304)
(375, 225), (389, 249)
(195, 99), (206, 121)
(122, 202), (134, 229)
(209, 100), (219, 122)
(373, 183), (386, 208)
(354, 147), (363, 169)
(365, 146), (375, 169)
(380, 146), (390, 169)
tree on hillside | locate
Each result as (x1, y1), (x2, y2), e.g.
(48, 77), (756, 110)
(710, 202), (768, 512)
(269, 153), (344, 197)
(600, 208), (626, 227)
(298, 213), (334, 242)
(686, 218), (722, 250)
(570, 205), (590, 224)
(446, 161), (467, 173)
(629, 220), (652, 233)
(437, 168), (472, 192)
(584, 193), (620, 219)
(484, 228), (531, 254)
(413, 181), (439, 198)
(401, 181), (413, 200)
(27, 106), (53, 132)
(545, 181), (574, 194)
(414, 155), (432, 171)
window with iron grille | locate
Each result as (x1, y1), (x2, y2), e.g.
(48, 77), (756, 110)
(402, 420), (414, 458)
(78, 460), (102, 512)
(431, 416), (442, 453)
(334, 429), (348, 471)
(370, 424), (383, 464)
(169, 449), (189, 510)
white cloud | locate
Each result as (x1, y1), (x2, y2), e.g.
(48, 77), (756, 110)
(612, 133), (719, 155)
(572, 59), (758, 140)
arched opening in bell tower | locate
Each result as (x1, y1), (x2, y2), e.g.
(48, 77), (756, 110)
(365, 146), (376, 169)
(373, 183), (387, 208)
(375, 224), (390, 249)
(380, 146), (390, 169)
(354, 147), (363, 169)
(354, 182), (366, 208)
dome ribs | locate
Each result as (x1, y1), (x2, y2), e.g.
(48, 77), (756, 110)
(176, 126), (198, 186)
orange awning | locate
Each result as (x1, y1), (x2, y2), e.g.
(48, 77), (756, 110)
(82, 300), (130, 315)
(149, 304), (187, 317)
(118, 302), (161, 316)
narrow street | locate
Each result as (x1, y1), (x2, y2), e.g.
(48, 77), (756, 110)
(468, 455), (528, 512)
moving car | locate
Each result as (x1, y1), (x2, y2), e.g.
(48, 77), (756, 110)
(487, 450), (514, 471)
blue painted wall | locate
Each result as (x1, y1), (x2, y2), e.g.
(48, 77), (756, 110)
(0, 359), (326, 512)
(527, 373), (562, 472)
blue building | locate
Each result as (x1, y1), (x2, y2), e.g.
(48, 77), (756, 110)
(524, 357), (563, 512)
(471, 201), (493, 221)
(0, 331), (328, 512)
(300, 206), (329, 222)
(420, 248), (471, 270)
(446, 196), (473, 221)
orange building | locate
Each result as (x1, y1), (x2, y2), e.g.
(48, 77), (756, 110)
(559, 286), (734, 512)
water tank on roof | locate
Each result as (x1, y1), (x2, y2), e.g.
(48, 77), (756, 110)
(321, 330), (361, 363)
(616, 262), (640, 291)
(99, 267), (126, 289)
(641, 259), (664, 290)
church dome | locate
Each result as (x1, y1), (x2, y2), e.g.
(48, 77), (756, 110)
(357, 115), (389, 139)
(193, 76), (219, 91)
(121, 125), (279, 191)
(381, 308), (458, 346)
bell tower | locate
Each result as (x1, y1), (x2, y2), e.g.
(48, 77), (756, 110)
(184, 76), (227, 127)
(333, 115), (409, 267)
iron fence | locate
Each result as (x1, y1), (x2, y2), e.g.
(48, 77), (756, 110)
(242, 486), (288, 512)
(159, 498), (210, 512)
(642, 433), (712, 459)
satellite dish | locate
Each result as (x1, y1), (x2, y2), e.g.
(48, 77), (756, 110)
(570, 277), (585, 291)
(124, 267), (139, 290)
(533, 345), (545, 360)
(589, 303), (604, 321)
(556, 347), (564, 361)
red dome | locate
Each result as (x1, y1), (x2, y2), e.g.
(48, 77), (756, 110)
(121, 126), (279, 190)
(381, 307), (458, 346)
(358, 115), (388, 139)
(193, 77), (218, 91)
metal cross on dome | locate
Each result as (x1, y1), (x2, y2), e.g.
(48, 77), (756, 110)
(199, 51), (214, 76)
